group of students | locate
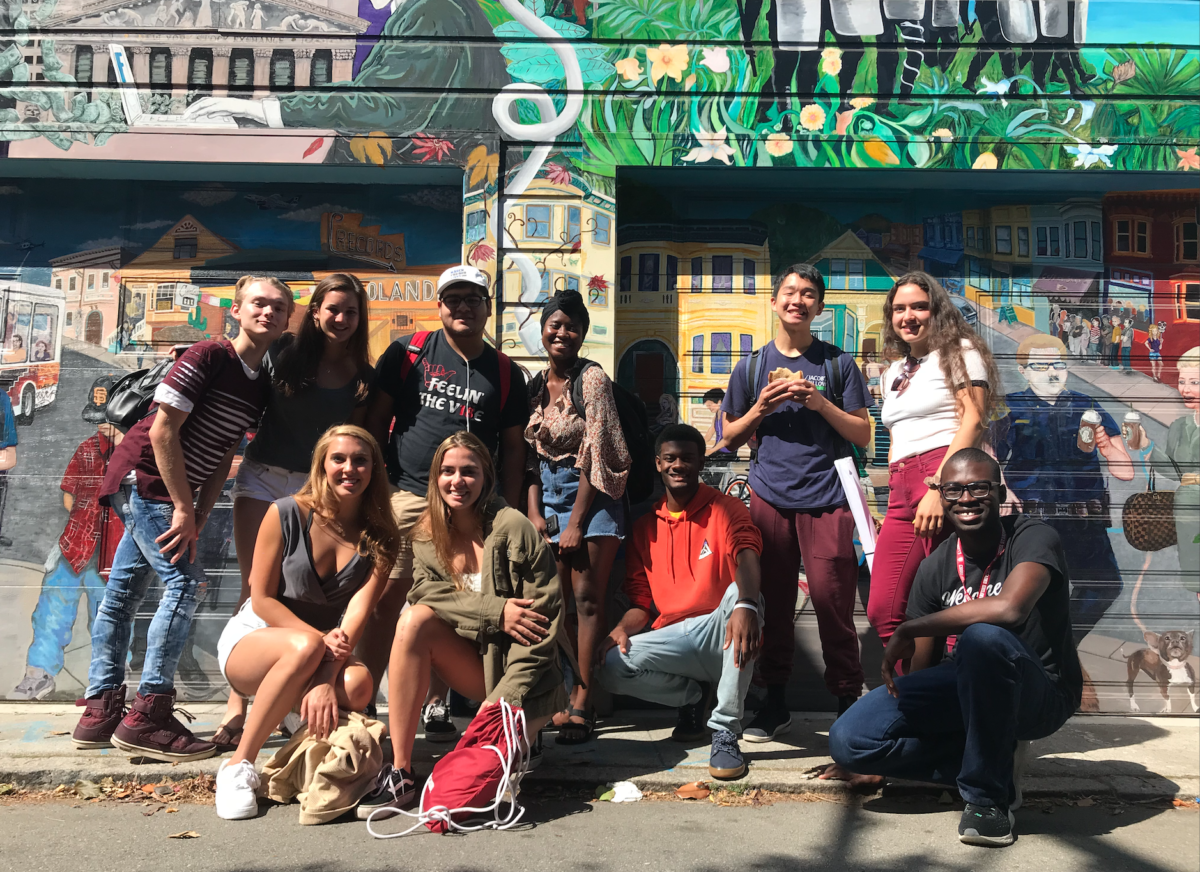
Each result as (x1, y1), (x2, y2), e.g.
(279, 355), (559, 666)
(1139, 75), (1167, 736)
(69, 261), (1082, 847)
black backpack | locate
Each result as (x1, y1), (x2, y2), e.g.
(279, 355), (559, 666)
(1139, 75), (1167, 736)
(529, 360), (656, 504)
(744, 340), (867, 476)
(104, 357), (177, 433)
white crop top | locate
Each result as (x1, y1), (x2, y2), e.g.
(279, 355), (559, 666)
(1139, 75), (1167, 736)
(880, 342), (988, 462)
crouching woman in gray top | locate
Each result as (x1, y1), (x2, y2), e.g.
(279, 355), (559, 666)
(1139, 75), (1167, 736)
(213, 425), (400, 821)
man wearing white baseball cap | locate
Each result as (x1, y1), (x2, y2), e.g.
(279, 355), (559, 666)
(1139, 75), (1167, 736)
(362, 264), (529, 742)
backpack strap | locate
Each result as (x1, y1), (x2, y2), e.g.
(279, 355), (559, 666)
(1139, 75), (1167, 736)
(746, 346), (764, 399)
(496, 349), (512, 411)
(397, 330), (432, 384)
(570, 359), (599, 421)
(821, 341), (846, 410)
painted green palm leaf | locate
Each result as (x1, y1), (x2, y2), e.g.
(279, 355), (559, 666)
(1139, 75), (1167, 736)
(494, 10), (614, 84)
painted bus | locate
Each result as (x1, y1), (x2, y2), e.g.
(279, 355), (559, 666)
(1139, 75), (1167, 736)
(0, 282), (66, 424)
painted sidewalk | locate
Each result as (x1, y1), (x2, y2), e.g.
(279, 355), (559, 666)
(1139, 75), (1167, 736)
(1, 704), (1195, 800)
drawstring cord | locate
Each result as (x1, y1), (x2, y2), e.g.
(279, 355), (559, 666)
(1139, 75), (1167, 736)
(366, 699), (531, 839)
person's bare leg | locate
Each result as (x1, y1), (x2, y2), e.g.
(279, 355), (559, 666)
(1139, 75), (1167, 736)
(224, 628), (325, 766)
(563, 537), (619, 735)
(387, 605), (487, 770)
(359, 574), (411, 697)
(550, 552), (575, 728)
(218, 497), (272, 743)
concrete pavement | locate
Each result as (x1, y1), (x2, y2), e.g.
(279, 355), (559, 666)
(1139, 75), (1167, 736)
(1, 703), (1195, 800)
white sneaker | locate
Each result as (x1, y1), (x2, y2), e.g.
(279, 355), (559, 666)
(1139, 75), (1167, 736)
(215, 759), (260, 820)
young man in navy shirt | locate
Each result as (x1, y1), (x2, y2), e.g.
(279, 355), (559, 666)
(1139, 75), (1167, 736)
(721, 264), (872, 740)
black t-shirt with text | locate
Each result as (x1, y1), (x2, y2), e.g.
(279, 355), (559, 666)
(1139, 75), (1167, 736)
(906, 514), (1083, 704)
(376, 331), (529, 495)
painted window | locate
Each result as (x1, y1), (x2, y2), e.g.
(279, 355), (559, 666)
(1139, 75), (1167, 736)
(75, 46), (93, 85)
(311, 50), (333, 87)
(842, 309), (857, 350)
(525, 205), (551, 239)
(712, 256), (733, 293)
(32, 304), (57, 362)
(1073, 221), (1088, 259)
(156, 285), (174, 312)
(1175, 222), (1199, 262)
(564, 275), (579, 293)
(741, 333), (754, 361)
(1013, 271), (1033, 306)
(229, 49), (254, 93)
(1136, 220), (1150, 253)
(666, 255), (678, 293)
(995, 225), (1012, 255)
(1178, 282), (1200, 320)
(1115, 219), (1131, 252)
(1091, 221), (1102, 261)
(966, 226), (976, 248)
(538, 270), (550, 302)
(174, 237), (198, 260)
(1017, 226), (1029, 257)
(743, 259), (755, 294)
(691, 256), (703, 292)
(69, 276), (76, 291)
(567, 206), (581, 244)
(270, 50), (296, 92)
(1048, 226), (1061, 258)
(692, 335), (704, 373)
(465, 210), (487, 243)
(639, 253), (660, 294)
(87, 274), (95, 290)
(810, 311), (835, 342)
(830, 259), (864, 290)
(1036, 226), (1048, 256)
(592, 212), (611, 245)
(55, 279), (62, 290)
(149, 48), (171, 88)
(3, 300), (31, 362)
(711, 332), (732, 374)
(187, 48), (213, 104)
(979, 226), (990, 252)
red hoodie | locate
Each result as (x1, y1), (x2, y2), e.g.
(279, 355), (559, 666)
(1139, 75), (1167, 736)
(624, 484), (763, 630)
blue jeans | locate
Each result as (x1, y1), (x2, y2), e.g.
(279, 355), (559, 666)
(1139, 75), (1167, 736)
(829, 623), (1075, 808)
(86, 485), (205, 697)
(598, 584), (763, 734)
(26, 554), (107, 676)
(540, 460), (625, 542)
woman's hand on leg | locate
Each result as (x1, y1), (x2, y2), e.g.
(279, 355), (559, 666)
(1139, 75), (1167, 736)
(301, 682), (340, 740)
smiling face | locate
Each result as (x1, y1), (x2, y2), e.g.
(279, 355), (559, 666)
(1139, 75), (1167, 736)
(890, 283), (933, 351)
(771, 273), (823, 330)
(1020, 346), (1069, 400)
(314, 289), (360, 346)
(437, 446), (486, 512)
(655, 439), (703, 498)
(323, 434), (372, 501)
(438, 282), (490, 339)
(233, 281), (291, 342)
(940, 458), (1006, 538)
(541, 310), (584, 366)
(1179, 367), (1200, 411)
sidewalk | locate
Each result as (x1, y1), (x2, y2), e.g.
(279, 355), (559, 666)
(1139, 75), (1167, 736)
(1, 704), (1195, 800)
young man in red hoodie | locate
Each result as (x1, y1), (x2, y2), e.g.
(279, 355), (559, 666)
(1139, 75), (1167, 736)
(598, 424), (763, 779)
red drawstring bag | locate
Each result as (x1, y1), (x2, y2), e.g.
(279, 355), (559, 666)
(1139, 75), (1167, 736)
(367, 699), (530, 838)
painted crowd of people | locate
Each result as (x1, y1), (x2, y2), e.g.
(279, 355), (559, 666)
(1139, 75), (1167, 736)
(62, 263), (1198, 848)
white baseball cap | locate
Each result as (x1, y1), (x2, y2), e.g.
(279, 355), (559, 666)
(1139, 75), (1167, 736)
(436, 265), (491, 296)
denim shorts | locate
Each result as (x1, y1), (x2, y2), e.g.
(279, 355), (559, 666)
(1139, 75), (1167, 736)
(230, 458), (309, 503)
(540, 460), (625, 542)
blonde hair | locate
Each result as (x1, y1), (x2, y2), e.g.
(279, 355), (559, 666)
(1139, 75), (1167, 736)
(233, 275), (295, 316)
(414, 431), (497, 591)
(1178, 346), (1200, 371)
(294, 425), (399, 570)
(1016, 333), (1067, 368)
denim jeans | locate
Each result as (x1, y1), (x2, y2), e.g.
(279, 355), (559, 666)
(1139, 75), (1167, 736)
(828, 623), (1075, 808)
(598, 584), (764, 734)
(26, 554), (106, 675)
(86, 485), (206, 697)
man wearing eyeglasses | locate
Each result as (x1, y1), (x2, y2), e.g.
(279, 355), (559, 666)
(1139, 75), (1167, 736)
(362, 264), (530, 740)
(829, 447), (1082, 848)
(991, 333), (1132, 673)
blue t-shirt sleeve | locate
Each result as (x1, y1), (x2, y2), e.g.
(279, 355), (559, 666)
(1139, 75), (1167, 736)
(721, 357), (754, 418)
(0, 392), (16, 449)
(840, 352), (871, 411)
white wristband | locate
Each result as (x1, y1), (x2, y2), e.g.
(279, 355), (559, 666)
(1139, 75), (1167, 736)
(733, 602), (760, 615)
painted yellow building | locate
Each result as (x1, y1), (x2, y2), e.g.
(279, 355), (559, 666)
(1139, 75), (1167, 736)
(806, 231), (899, 355)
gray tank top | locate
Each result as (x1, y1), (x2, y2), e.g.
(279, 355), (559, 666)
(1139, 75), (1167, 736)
(275, 496), (373, 632)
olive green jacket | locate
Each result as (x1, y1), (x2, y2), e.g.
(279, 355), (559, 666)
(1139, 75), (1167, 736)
(408, 501), (569, 720)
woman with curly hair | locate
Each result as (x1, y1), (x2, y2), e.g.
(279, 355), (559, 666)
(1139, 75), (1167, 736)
(215, 273), (373, 748)
(214, 425), (399, 820)
(867, 271), (1001, 646)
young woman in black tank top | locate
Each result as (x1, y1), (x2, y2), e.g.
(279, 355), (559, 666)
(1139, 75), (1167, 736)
(214, 425), (399, 821)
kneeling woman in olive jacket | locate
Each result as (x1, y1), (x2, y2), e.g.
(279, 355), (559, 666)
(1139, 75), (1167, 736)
(358, 431), (567, 817)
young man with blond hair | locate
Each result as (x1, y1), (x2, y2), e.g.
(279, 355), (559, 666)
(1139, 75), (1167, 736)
(74, 276), (293, 761)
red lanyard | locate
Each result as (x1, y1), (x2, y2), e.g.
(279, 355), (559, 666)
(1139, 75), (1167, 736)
(956, 527), (1007, 603)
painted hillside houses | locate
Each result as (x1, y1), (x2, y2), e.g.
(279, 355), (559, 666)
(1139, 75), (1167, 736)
(0, 0), (1197, 715)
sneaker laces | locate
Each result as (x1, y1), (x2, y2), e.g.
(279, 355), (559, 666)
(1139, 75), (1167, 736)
(711, 730), (740, 756)
(424, 700), (450, 722)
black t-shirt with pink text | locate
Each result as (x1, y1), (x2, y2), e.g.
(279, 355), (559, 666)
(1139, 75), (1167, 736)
(906, 514), (1082, 701)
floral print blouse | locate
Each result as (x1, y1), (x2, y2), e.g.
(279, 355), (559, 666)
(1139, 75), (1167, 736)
(525, 364), (630, 499)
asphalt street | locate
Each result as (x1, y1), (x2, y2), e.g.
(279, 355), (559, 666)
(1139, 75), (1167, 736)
(1, 793), (1196, 872)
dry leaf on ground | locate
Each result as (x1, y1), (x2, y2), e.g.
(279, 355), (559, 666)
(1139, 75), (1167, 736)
(167, 831), (200, 839)
(675, 782), (711, 800)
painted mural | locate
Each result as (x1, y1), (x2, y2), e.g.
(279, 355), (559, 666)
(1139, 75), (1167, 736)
(0, 0), (1196, 713)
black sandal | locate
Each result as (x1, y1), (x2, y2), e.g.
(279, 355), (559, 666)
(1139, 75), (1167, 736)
(211, 719), (244, 753)
(555, 708), (596, 745)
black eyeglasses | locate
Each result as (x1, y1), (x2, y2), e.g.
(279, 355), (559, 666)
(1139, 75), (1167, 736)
(440, 294), (487, 311)
(937, 480), (999, 501)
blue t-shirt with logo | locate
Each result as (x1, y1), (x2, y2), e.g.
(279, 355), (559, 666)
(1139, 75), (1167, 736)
(721, 339), (871, 510)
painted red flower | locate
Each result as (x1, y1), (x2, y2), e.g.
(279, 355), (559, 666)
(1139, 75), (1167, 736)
(587, 275), (608, 292)
(571, 239), (582, 252)
(543, 162), (573, 185)
(411, 133), (455, 163)
(469, 243), (495, 264)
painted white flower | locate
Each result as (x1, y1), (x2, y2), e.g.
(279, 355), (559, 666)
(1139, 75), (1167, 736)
(700, 47), (730, 74)
(978, 76), (1013, 106)
(1065, 143), (1118, 169)
(682, 127), (736, 165)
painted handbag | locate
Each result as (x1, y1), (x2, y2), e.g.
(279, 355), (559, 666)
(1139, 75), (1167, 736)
(1122, 469), (1176, 552)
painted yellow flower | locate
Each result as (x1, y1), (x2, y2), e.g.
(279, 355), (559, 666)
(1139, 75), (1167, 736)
(646, 44), (690, 84)
(822, 48), (842, 63)
(849, 97), (873, 110)
(615, 56), (642, 82)
(932, 127), (954, 141)
(973, 152), (999, 169)
(765, 133), (792, 156)
(822, 56), (842, 76)
(799, 103), (827, 132)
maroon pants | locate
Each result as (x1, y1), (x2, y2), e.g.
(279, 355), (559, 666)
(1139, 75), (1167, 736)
(750, 494), (864, 697)
(867, 447), (950, 645)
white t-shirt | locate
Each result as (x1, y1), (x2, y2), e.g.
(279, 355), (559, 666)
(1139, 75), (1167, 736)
(880, 342), (988, 461)
(463, 571), (482, 593)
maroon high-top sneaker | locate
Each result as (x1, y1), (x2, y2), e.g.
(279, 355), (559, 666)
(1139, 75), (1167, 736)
(73, 685), (128, 749)
(111, 691), (217, 762)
